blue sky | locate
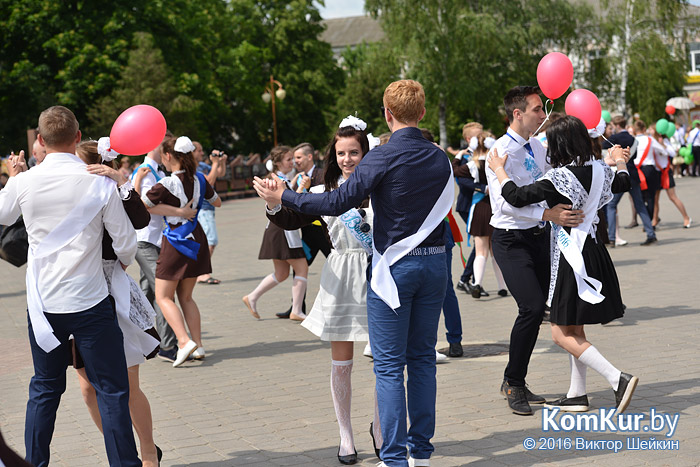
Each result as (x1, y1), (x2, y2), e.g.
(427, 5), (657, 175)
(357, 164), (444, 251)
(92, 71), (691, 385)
(316, 0), (366, 19)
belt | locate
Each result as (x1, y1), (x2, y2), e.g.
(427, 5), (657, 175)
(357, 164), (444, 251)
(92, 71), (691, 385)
(500, 226), (546, 235)
(405, 245), (446, 256)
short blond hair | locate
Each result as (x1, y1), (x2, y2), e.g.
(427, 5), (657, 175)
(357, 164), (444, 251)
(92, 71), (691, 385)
(38, 106), (79, 147)
(462, 122), (483, 141)
(383, 80), (425, 124)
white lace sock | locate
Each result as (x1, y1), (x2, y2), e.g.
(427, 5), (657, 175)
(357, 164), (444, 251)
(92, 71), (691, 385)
(331, 360), (355, 456)
(473, 255), (487, 286)
(492, 257), (507, 290)
(578, 346), (622, 390)
(566, 353), (587, 398)
(372, 386), (383, 450)
(247, 273), (279, 310)
(291, 276), (307, 317)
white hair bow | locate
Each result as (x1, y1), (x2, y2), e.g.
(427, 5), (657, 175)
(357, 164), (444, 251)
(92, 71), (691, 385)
(367, 133), (381, 150)
(174, 136), (196, 153)
(588, 117), (606, 139)
(468, 136), (478, 151)
(484, 137), (496, 150)
(339, 115), (367, 131)
(97, 137), (120, 162)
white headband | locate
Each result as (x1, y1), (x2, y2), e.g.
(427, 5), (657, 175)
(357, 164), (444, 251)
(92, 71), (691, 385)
(339, 115), (367, 132)
(97, 137), (120, 162)
(174, 136), (196, 153)
(588, 117), (607, 139)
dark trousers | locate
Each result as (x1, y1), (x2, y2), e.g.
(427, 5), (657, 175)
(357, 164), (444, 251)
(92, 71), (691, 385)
(492, 228), (549, 387)
(640, 166), (660, 219)
(25, 297), (140, 467)
(457, 211), (476, 283)
(442, 247), (462, 344)
(691, 146), (700, 176)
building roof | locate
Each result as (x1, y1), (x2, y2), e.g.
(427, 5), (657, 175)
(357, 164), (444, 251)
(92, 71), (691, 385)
(320, 15), (385, 51)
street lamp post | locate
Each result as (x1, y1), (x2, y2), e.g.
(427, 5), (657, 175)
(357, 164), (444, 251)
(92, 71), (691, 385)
(261, 75), (286, 147)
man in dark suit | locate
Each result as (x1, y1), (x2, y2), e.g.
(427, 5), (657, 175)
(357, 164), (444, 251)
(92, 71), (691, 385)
(602, 115), (656, 245)
(276, 142), (332, 318)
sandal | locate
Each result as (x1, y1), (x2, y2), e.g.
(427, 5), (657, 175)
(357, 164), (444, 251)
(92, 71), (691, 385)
(197, 277), (220, 284)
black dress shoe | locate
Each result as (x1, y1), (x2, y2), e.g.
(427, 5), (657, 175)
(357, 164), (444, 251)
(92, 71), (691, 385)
(614, 372), (639, 413)
(501, 381), (532, 415)
(456, 281), (468, 292)
(640, 237), (657, 246)
(498, 289), (508, 297)
(338, 446), (358, 465)
(369, 422), (381, 459)
(624, 221), (639, 229)
(156, 444), (163, 466)
(447, 342), (463, 358)
(471, 284), (489, 299)
(275, 309), (291, 319)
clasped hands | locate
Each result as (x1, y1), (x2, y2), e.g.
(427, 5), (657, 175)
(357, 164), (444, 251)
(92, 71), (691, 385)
(253, 175), (286, 207)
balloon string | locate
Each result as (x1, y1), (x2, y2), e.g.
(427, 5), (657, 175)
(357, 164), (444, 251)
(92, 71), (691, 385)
(530, 99), (554, 140)
(601, 134), (613, 145)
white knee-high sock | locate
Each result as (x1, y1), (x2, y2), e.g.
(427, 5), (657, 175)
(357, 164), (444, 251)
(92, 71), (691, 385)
(331, 360), (355, 456)
(578, 346), (622, 390)
(247, 273), (279, 310)
(492, 257), (507, 290)
(567, 353), (587, 398)
(473, 255), (487, 286)
(291, 276), (307, 316)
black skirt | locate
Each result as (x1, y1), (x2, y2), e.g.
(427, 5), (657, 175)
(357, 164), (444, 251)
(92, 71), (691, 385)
(549, 235), (624, 326)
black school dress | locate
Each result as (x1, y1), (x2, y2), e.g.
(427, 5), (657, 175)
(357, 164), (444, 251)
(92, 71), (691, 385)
(501, 162), (630, 326)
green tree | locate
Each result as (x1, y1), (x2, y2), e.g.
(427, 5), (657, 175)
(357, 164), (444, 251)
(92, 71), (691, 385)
(365, 0), (593, 146)
(334, 41), (401, 137)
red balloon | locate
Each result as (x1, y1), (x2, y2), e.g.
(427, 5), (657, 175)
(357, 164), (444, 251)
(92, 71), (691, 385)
(565, 89), (602, 129)
(537, 52), (574, 100)
(665, 105), (676, 115)
(109, 105), (167, 156)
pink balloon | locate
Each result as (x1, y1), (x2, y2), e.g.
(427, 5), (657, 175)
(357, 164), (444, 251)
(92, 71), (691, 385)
(109, 105), (167, 156)
(565, 89), (602, 129)
(537, 52), (574, 100)
(665, 105), (676, 115)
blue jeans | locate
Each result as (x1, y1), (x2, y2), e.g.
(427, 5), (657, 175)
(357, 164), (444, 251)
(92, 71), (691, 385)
(606, 185), (655, 241)
(442, 247), (462, 344)
(368, 254), (447, 466)
(25, 297), (140, 467)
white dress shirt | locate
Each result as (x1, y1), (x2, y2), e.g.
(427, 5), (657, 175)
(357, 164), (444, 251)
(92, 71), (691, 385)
(635, 135), (669, 170)
(688, 127), (700, 147)
(0, 153), (136, 314)
(487, 130), (551, 229)
(134, 156), (165, 246)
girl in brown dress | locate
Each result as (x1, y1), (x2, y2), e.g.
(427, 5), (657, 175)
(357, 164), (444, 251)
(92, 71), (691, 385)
(143, 136), (221, 367)
(243, 146), (308, 321)
(465, 132), (508, 298)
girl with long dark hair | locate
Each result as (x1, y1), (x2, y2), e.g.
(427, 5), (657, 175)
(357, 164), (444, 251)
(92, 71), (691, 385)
(489, 115), (639, 414)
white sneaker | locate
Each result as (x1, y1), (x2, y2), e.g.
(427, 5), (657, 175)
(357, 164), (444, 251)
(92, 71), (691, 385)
(615, 238), (628, 246)
(192, 347), (206, 360)
(173, 340), (197, 367)
(363, 343), (373, 358)
(409, 457), (431, 466)
(435, 350), (448, 364)
(376, 463), (389, 467)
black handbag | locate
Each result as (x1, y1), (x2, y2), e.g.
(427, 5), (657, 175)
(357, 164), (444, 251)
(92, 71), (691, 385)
(0, 216), (29, 267)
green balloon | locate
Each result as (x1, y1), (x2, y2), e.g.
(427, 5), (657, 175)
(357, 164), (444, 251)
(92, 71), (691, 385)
(655, 119), (669, 135)
(679, 146), (691, 158)
(684, 150), (694, 165)
(602, 110), (611, 123)
(665, 125), (676, 138)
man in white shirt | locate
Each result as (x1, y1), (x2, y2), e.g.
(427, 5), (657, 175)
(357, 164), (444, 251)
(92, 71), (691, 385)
(633, 120), (669, 236)
(132, 139), (178, 360)
(486, 86), (583, 416)
(0, 106), (141, 466)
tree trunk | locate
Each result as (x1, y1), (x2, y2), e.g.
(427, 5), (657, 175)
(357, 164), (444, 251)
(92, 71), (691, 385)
(439, 96), (448, 149)
(619, 0), (635, 116)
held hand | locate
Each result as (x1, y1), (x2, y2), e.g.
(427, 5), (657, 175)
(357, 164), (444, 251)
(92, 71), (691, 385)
(253, 174), (285, 207)
(7, 150), (27, 176)
(487, 148), (508, 170)
(87, 163), (128, 186)
(300, 174), (311, 189)
(177, 199), (196, 220)
(543, 203), (584, 227)
(133, 166), (150, 184)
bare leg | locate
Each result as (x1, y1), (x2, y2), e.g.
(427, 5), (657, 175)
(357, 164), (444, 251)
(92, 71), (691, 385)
(76, 368), (102, 431)
(653, 190), (661, 226)
(198, 245), (217, 282)
(176, 277), (202, 347)
(628, 194), (637, 225)
(665, 187), (690, 225)
(127, 366), (158, 467)
(156, 278), (191, 348)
